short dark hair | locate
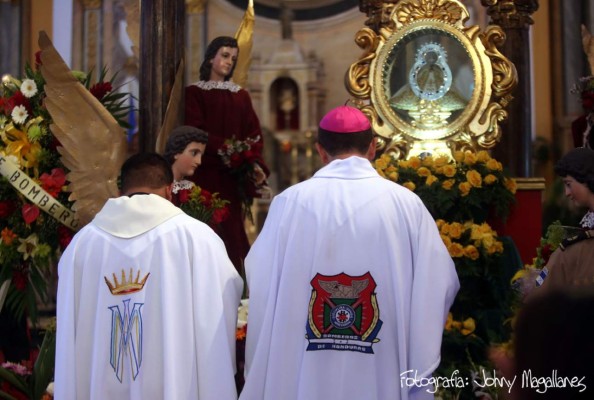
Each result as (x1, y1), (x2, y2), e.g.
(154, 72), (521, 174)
(120, 153), (173, 193)
(199, 36), (238, 81)
(554, 147), (594, 192)
(317, 127), (373, 157)
(163, 126), (209, 165)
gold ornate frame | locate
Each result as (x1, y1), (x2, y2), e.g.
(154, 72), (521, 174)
(347, 0), (517, 159)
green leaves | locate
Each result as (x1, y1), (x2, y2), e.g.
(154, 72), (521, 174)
(0, 328), (56, 400)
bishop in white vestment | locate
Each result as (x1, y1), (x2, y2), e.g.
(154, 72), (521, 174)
(241, 106), (459, 400)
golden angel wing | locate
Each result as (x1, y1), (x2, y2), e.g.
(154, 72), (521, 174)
(234, 0), (255, 88)
(581, 24), (594, 75)
(155, 58), (185, 154)
(39, 31), (127, 227)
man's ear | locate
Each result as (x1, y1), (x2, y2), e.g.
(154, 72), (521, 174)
(366, 136), (378, 161)
(315, 142), (330, 165)
(165, 183), (173, 202)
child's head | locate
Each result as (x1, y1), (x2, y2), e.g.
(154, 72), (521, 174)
(164, 126), (209, 179)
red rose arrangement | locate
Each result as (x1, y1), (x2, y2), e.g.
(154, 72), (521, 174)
(177, 185), (230, 227)
(217, 135), (267, 221)
(218, 135), (262, 169)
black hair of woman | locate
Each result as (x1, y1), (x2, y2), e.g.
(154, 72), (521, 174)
(554, 147), (594, 193)
(199, 36), (239, 82)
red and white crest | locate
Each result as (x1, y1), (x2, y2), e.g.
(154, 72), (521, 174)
(306, 272), (382, 353)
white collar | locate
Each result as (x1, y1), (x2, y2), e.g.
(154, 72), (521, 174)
(192, 80), (241, 92)
(92, 194), (182, 238)
(172, 179), (194, 194)
(313, 156), (378, 180)
(581, 210), (594, 229)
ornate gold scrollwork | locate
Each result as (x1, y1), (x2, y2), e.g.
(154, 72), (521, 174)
(346, 0), (517, 159)
(382, 134), (409, 159)
(447, 131), (475, 153)
(393, 0), (468, 27)
(475, 102), (507, 148)
(346, 28), (380, 99)
(481, 26), (517, 101)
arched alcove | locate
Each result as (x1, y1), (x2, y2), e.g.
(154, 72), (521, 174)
(270, 77), (300, 131)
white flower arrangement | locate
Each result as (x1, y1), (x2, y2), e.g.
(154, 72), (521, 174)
(20, 79), (38, 98)
(11, 104), (28, 124)
(237, 298), (249, 329)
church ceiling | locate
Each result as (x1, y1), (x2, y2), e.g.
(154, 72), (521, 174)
(224, 0), (359, 20)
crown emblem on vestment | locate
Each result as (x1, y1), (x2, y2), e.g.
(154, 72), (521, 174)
(104, 269), (150, 295)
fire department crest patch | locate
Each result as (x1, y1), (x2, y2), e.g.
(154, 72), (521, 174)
(306, 272), (382, 354)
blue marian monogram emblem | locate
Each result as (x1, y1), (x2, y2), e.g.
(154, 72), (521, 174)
(108, 299), (144, 382)
(104, 269), (149, 382)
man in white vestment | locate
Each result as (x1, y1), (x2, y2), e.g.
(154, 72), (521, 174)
(55, 153), (243, 400)
(240, 105), (460, 400)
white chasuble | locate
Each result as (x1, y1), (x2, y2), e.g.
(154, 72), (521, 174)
(241, 157), (459, 400)
(55, 194), (243, 400)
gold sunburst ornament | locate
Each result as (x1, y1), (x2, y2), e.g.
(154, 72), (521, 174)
(347, 0), (517, 159)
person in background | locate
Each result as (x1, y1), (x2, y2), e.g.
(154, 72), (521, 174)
(185, 36), (270, 274)
(240, 105), (459, 400)
(55, 153), (242, 400)
(535, 147), (594, 293)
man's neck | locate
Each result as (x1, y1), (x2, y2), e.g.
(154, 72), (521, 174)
(326, 153), (366, 163)
(122, 186), (168, 199)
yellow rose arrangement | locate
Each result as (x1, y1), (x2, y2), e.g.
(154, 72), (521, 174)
(440, 217), (507, 271)
(445, 312), (476, 336)
(437, 217), (514, 399)
(437, 219), (504, 272)
(375, 150), (516, 223)
(376, 151), (519, 398)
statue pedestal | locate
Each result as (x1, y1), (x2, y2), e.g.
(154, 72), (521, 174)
(489, 178), (546, 265)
